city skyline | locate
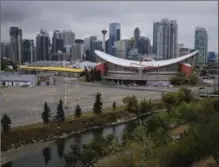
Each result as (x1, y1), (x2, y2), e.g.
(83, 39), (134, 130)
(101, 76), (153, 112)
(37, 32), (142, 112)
(1, 1), (218, 52)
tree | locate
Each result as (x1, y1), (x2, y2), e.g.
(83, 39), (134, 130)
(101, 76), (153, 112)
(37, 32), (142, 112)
(177, 88), (194, 103)
(112, 101), (116, 111)
(95, 70), (102, 81)
(140, 99), (153, 114)
(188, 73), (198, 85)
(170, 72), (187, 85)
(93, 92), (103, 114)
(162, 92), (179, 107)
(140, 99), (148, 114)
(1, 113), (11, 132)
(75, 104), (82, 118)
(123, 95), (139, 114)
(56, 99), (65, 121)
(41, 102), (51, 124)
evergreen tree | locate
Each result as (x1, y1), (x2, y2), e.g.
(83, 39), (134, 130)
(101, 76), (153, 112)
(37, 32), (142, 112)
(75, 104), (82, 118)
(1, 113), (11, 132)
(93, 92), (103, 114)
(112, 101), (116, 111)
(56, 99), (65, 121)
(42, 102), (51, 124)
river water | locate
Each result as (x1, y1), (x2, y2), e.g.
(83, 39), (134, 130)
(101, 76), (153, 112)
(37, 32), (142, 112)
(2, 121), (139, 167)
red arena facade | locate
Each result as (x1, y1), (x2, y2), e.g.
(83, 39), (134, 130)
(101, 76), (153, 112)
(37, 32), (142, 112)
(95, 50), (199, 85)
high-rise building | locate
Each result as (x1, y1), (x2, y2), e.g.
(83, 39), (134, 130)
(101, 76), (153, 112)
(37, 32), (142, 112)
(84, 37), (91, 51)
(114, 40), (129, 58)
(0, 42), (10, 59)
(52, 30), (64, 53)
(154, 19), (178, 59)
(72, 43), (85, 61)
(107, 23), (121, 55)
(9, 27), (22, 63)
(134, 27), (140, 41)
(62, 30), (75, 46)
(36, 29), (50, 61)
(22, 39), (34, 63)
(84, 36), (97, 61)
(137, 36), (151, 55)
(134, 27), (140, 48)
(90, 40), (103, 62)
(194, 27), (208, 64)
(152, 22), (159, 54)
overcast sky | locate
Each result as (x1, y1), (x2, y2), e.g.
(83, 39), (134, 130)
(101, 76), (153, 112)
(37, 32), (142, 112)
(1, 1), (218, 52)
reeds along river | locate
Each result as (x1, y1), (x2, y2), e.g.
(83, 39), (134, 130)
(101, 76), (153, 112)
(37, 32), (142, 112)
(2, 120), (139, 167)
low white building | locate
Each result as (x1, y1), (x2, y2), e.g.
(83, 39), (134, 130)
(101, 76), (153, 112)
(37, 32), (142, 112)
(0, 74), (37, 87)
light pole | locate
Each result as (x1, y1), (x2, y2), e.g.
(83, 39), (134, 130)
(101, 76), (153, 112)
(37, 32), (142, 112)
(0, 0), (2, 72)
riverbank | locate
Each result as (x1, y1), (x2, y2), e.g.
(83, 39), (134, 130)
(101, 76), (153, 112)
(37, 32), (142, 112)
(1, 101), (165, 153)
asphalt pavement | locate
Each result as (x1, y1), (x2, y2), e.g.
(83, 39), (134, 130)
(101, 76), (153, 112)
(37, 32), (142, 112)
(1, 76), (168, 127)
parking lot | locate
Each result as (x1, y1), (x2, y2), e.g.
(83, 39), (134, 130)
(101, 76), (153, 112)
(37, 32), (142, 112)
(0, 76), (163, 127)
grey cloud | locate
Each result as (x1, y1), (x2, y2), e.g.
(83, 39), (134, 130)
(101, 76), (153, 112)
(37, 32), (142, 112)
(1, 1), (218, 51)
(1, 2), (41, 24)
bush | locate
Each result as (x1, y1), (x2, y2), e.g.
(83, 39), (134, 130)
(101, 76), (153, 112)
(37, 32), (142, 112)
(123, 95), (139, 114)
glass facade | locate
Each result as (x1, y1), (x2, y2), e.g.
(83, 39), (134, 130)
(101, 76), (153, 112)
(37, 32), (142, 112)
(107, 23), (121, 56)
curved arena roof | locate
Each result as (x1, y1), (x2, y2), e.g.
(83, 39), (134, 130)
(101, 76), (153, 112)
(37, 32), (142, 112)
(95, 50), (199, 68)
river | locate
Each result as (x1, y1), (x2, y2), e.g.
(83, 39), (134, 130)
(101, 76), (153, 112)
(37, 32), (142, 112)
(2, 120), (139, 167)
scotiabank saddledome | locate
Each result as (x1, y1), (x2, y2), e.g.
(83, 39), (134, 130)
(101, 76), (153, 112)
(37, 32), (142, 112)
(94, 50), (199, 84)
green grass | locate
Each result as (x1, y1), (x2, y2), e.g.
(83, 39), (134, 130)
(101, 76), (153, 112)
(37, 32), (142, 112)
(12, 105), (126, 132)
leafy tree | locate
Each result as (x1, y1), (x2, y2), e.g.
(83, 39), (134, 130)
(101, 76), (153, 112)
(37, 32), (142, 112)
(170, 72), (187, 85)
(112, 101), (116, 111)
(93, 92), (103, 114)
(123, 95), (139, 114)
(177, 88), (194, 103)
(41, 102), (51, 124)
(173, 103), (198, 123)
(144, 115), (168, 145)
(140, 99), (149, 114)
(162, 92), (179, 107)
(75, 104), (82, 118)
(188, 73), (198, 85)
(56, 99), (65, 121)
(1, 113), (11, 132)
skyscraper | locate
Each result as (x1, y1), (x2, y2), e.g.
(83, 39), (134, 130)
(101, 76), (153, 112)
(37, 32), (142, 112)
(134, 27), (140, 48)
(52, 30), (64, 53)
(9, 27), (22, 63)
(152, 22), (159, 54)
(137, 36), (151, 55)
(62, 30), (75, 46)
(36, 29), (50, 61)
(22, 39), (34, 63)
(154, 19), (178, 59)
(107, 23), (121, 55)
(194, 27), (208, 64)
